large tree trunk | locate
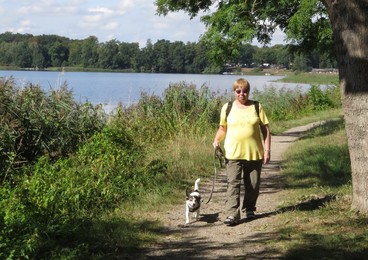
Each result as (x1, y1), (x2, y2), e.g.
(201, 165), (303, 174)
(324, 0), (368, 213)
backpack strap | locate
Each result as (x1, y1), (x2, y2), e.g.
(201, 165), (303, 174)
(225, 101), (233, 122)
(254, 101), (260, 118)
(225, 100), (259, 122)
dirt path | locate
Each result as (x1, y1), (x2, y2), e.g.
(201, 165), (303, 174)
(133, 122), (325, 259)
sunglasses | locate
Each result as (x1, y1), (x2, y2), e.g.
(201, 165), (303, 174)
(235, 89), (248, 94)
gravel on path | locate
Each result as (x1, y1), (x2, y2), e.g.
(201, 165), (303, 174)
(129, 122), (325, 259)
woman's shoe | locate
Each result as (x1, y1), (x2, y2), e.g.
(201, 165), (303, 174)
(246, 211), (256, 219)
(224, 216), (238, 226)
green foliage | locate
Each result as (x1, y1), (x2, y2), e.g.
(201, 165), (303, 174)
(253, 84), (341, 121)
(307, 85), (339, 111)
(0, 76), (344, 258)
(0, 123), (168, 258)
(120, 82), (227, 143)
(292, 53), (311, 72)
(279, 72), (339, 86)
(0, 32), (214, 73)
(269, 119), (368, 259)
(0, 31), (337, 73)
(253, 86), (306, 120)
(0, 78), (106, 182)
(287, 0), (334, 57)
(282, 119), (350, 188)
(161, 83), (221, 135)
(155, 0), (335, 65)
(155, 0), (213, 17)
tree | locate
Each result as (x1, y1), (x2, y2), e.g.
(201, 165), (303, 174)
(184, 41), (212, 73)
(155, 0), (368, 213)
(31, 37), (48, 69)
(13, 42), (32, 68)
(98, 39), (120, 69)
(292, 53), (311, 72)
(153, 39), (172, 73)
(0, 42), (14, 65)
(325, 0), (368, 213)
(80, 36), (99, 68)
(136, 39), (155, 72)
(273, 44), (292, 69)
(253, 46), (277, 67)
(68, 40), (83, 67)
(118, 42), (140, 70)
(49, 41), (69, 67)
(236, 44), (255, 68)
(169, 41), (186, 73)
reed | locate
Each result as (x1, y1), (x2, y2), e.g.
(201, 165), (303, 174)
(0, 78), (106, 182)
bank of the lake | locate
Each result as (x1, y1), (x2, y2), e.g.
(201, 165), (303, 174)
(1, 69), (312, 107)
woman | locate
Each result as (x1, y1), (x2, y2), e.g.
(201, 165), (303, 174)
(213, 78), (271, 226)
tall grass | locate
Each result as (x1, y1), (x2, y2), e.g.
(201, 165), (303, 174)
(120, 82), (228, 143)
(0, 78), (106, 182)
(253, 84), (341, 121)
(121, 81), (341, 144)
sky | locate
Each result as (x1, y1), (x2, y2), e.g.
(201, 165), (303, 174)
(0, 0), (286, 47)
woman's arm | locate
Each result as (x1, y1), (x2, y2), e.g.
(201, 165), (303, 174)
(213, 125), (227, 148)
(262, 124), (271, 164)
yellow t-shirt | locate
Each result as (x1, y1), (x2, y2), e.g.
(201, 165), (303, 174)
(220, 101), (269, 160)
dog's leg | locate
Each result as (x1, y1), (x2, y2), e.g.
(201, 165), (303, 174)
(195, 209), (200, 221)
(185, 205), (190, 224)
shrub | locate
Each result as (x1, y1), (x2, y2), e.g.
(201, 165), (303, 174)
(0, 123), (168, 258)
(307, 84), (341, 111)
(0, 78), (106, 182)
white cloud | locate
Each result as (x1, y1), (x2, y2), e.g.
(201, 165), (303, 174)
(118, 0), (135, 10)
(0, 0), (284, 47)
(20, 20), (31, 27)
(82, 15), (102, 24)
(103, 22), (119, 31)
(88, 7), (114, 16)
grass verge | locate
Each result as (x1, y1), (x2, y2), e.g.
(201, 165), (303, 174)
(267, 117), (368, 259)
(271, 108), (343, 134)
(278, 72), (339, 86)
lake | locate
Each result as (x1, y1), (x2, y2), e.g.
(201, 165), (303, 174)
(1, 70), (310, 112)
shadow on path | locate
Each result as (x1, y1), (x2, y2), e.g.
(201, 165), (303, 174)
(129, 121), (336, 259)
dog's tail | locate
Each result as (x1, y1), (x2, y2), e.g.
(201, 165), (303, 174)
(194, 178), (200, 191)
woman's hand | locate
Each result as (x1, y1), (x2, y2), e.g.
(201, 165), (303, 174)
(213, 140), (220, 149)
(263, 150), (271, 164)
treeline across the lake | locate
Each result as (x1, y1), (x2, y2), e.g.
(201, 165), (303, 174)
(0, 32), (337, 73)
(0, 75), (342, 258)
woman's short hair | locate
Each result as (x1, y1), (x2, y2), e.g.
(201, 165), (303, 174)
(233, 78), (250, 91)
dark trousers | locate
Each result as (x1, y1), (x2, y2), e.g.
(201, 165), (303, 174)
(225, 159), (262, 218)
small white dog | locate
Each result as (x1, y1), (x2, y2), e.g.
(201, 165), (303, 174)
(185, 178), (201, 224)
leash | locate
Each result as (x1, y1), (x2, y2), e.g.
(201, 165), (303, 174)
(205, 146), (225, 204)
